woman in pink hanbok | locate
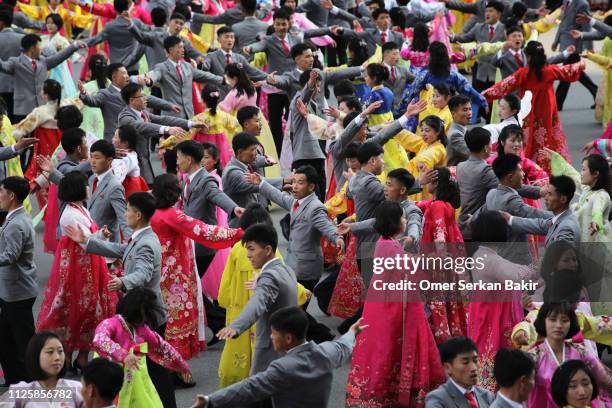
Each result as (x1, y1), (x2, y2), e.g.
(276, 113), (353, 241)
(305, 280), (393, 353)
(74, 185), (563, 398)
(345, 201), (445, 407)
(528, 302), (612, 408)
(199, 143), (230, 300)
(150, 174), (243, 360)
(468, 210), (539, 393)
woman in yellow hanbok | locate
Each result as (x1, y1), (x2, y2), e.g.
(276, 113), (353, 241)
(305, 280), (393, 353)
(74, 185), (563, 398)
(18, 0), (93, 39)
(396, 115), (447, 201)
(217, 204), (309, 388)
(0, 107), (32, 214)
(417, 83), (452, 135)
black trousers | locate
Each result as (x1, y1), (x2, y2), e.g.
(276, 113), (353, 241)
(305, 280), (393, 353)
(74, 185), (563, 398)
(0, 93), (15, 123)
(297, 279), (333, 343)
(0, 297), (36, 385)
(196, 254), (226, 335)
(556, 73), (598, 110)
(267, 93), (290, 156)
(148, 323), (177, 408)
(164, 149), (178, 174)
(326, 36), (347, 67)
(291, 158), (326, 201)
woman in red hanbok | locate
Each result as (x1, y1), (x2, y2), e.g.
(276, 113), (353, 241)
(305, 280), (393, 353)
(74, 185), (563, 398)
(481, 41), (585, 171)
(111, 124), (148, 197)
(416, 167), (467, 345)
(345, 201), (445, 407)
(37, 171), (118, 370)
(150, 174), (243, 360)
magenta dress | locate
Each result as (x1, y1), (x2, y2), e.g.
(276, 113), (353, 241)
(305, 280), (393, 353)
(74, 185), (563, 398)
(345, 238), (445, 407)
(468, 246), (538, 393)
(200, 170), (230, 299)
(528, 340), (612, 408)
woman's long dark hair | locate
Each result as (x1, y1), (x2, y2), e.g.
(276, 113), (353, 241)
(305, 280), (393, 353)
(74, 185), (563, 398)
(89, 54), (108, 89)
(496, 124), (523, 157)
(428, 41), (450, 78)
(152, 173), (181, 209)
(420, 115), (448, 146)
(525, 41), (546, 81)
(201, 142), (223, 176)
(43, 78), (62, 108)
(434, 166), (460, 209)
(412, 23), (429, 52)
(201, 84), (220, 116)
(348, 38), (371, 67)
(224, 63), (255, 98)
(584, 153), (611, 196)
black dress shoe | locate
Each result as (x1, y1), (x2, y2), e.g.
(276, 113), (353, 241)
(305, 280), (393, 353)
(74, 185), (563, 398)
(591, 104), (596, 109)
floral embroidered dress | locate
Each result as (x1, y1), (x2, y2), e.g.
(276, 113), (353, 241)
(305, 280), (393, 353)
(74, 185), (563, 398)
(345, 238), (445, 407)
(416, 199), (468, 346)
(481, 61), (585, 171)
(150, 207), (243, 360)
(191, 109), (241, 167)
(37, 203), (118, 352)
(528, 340), (612, 408)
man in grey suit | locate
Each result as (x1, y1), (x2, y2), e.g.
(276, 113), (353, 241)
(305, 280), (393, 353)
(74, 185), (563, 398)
(217, 224), (299, 375)
(0, 176), (37, 386)
(457, 127), (541, 240)
(231, 0), (269, 52)
(489, 349), (535, 408)
(441, 0), (539, 33)
(425, 337), (495, 408)
(191, 2), (271, 27)
(85, 0), (150, 75)
(196, 307), (367, 408)
(201, 26), (268, 99)
(338, 8), (404, 55)
(0, 10), (24, 122)
(67, 192), (178, 408)
(553, 0), (598, 110)
(0, 33), (87, 121)
(446, 95), (472, 166)
(381, 42), (414, 114)
(78, 63), (177, 142)
(503, 175), (581, 246)
(478, 153), (551, 264)
(118, 83), (199, 182)
(451, 0), (506, 94)
(222, 133), (288, 210)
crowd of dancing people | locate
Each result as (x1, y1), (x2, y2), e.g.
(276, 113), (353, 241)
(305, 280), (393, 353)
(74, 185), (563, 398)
(0, 0), (611, 405)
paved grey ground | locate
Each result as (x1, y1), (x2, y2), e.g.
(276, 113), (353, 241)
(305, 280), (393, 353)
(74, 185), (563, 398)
(5, 30), (610, 407)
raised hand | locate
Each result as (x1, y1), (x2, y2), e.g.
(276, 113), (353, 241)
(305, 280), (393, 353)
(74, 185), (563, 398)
(536, 6), (549, 16)
(361, 100), (384, 117)
(418, 168), (438, 185)
(321, 0), (333, 10)
(266, 71), (278, 85)
(582, 141), (594, 155)
(569, 29), (582, 40)
(324, 106), (340, 119)
(404, 99), (428, 118)
(14, 137), (38, 151)
(242, 46), (251, 56)
(65, 224), (86, 243)
(77, 80), (86, 94)
(307, 69), (319, 87)
(296, 99), (309, 118)
(245, 172), (262, 185)
(575, 12), (591, 25)
(36, 155), (54, 173)
(167, 127), (188, 137)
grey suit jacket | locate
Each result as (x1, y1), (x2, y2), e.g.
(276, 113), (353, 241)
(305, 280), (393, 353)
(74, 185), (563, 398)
(511, 209), (581, 247)
(209, 331), (356, 407)
(183, 168), (238, 256)
(86, 17), (149, 72)
(232, 16), (269, 52)
(80, 84), (173, 141)
(0, 28), (24, 93)
(0, 208), (37, 302)
(88, 172), (132, 243)
(117, 107), (189, 184)
(12, 12), (45, 31)
(230, 258), (298, 374)
(260, 182), (340, 280)
(456, 155), (541, 240)
(0, 46), (80, 115)
(289, 85), (326, 162)
(148, 59), (223, 118)
(554, 0), (590, 52)
(489, 395), (519, 408)
(0, 145), (20, 183)
(191, 5), (270, 26)
(383, 64), (414, 112)
(201, 50), (267, 98)
(494, 49), (568, 79)
(446, 122), (470, 166)
(592, 19), (612, 38)
(248, 28), (332, 74)
(341, 28), (404, 56)
(447, 0), (536, 32)
(86, 227), (166, 327)
(453, 22), (506, 82)
(425, 379), (495, 408)
(274, 66), (362, 103)
(481, 185), (551, 264)
(221, 157), (283, 210)
(123, 26), (204, 69)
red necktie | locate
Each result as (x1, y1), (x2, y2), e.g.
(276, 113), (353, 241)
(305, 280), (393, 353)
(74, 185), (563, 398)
(92, 177), (99, 192)
(127, 237), (132, 245)
(292, 201), (299, 213)
(514, 51), (524, 67)
(381, 31), (387, 44)
(280, 37), (290, 56)
(31, 60), (37, 72)
(226, 53), (232, 64)
(465, 391), (479, 408)
(184, 177), (191, 200)
(175, 64), (183, 83)
(489, 25), (494, 41)
(140, 112), (148, 123)
(391, 66), (396, 81)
